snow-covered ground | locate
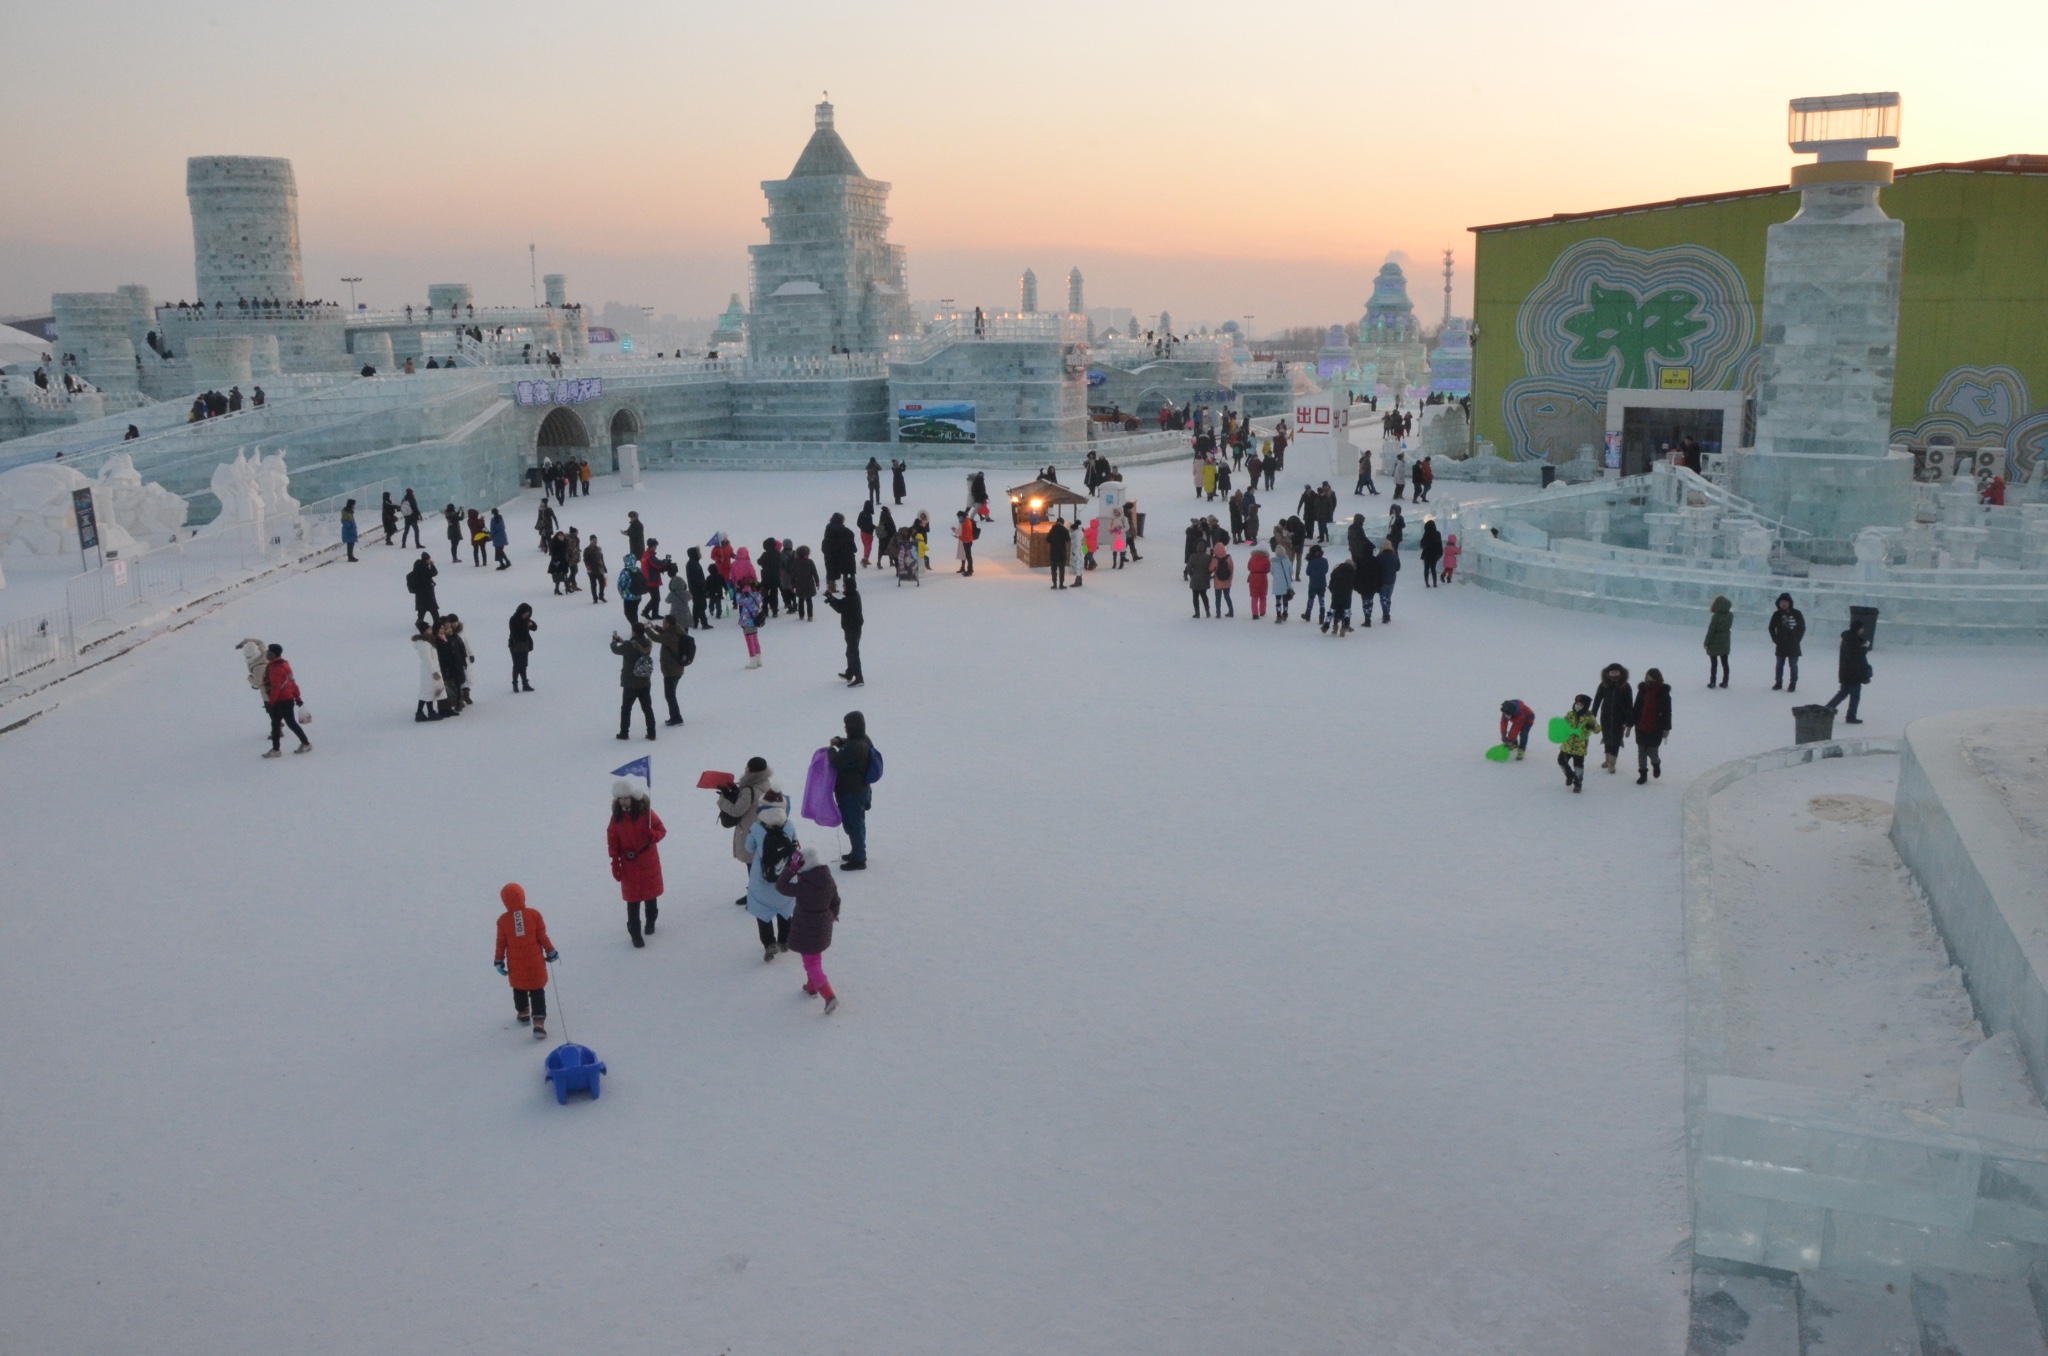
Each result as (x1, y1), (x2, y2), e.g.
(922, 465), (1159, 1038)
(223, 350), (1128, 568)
(5, 462), (2046, 1355)
(1708, 754), (1999, 1107)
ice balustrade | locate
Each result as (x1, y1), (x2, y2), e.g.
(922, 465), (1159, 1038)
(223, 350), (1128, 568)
(889, 313), (1089, 364)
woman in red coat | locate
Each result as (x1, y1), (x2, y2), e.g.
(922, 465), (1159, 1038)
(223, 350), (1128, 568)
(493, 883), (558, 1039)
(607, 776), (667, 948)
(1246, 546), (1271, 619)
(261, 644), (312, 758)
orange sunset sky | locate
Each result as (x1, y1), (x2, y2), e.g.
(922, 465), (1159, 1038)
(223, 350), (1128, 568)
(3, 0), (2043, 333)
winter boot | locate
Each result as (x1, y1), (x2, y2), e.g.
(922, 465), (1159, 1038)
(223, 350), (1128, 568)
(1637, 769), (1648, 785)
(627, 909), (643, 948)
(644, 901), (657, 935)
(531, 1020), (546, 1040)
(763, 943), (778, 963)
(823, 994), (839, 1014)
(516, 1011), (531, 1024)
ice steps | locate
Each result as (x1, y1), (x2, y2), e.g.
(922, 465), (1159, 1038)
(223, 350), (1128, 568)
(1689, 1266), (2048, 1355)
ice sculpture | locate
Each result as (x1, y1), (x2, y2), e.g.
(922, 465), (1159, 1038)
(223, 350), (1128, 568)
(0, 462), (141, 557)
(95, 453), (189, 544)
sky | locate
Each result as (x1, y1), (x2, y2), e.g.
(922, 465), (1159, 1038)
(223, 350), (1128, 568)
(3, 0), (2044, 333)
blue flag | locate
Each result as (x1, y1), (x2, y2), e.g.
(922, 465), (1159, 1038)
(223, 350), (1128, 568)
(611, 756), (651, 786)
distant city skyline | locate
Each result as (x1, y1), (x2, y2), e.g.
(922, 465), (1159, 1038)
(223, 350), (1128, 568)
(4, 0), (2042, 331)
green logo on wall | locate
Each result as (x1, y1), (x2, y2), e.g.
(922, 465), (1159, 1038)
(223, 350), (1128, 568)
(1558, 284), (1709, 390)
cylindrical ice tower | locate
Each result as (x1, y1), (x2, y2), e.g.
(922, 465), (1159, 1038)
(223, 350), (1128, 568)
(187, 156), (305, 305)
(543, 274), (568, 307)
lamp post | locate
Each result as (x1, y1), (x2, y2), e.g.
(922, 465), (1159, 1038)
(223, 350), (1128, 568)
(341, 277), (363, 311)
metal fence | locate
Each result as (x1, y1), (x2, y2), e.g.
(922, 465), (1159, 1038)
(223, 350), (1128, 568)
(0, 607), (74, 687)
(1, 472), (396, 698)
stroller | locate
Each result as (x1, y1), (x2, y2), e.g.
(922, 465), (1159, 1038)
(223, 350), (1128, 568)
(893, 535), (921, 586)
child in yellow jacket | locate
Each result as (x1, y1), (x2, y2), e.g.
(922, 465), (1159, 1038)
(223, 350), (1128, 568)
(1558, 695), (1600, 793)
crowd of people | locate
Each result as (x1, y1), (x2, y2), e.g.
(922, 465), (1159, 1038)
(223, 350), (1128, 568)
(185, 385), (263, 421)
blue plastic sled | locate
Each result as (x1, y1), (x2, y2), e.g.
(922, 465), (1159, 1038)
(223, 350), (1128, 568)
(544, 1043), (606, 1104)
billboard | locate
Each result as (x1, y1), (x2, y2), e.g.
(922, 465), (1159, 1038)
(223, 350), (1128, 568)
(897, 401), (976, 444)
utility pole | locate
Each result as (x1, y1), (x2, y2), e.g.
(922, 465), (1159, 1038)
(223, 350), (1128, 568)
(341, 276), (363, 310)
(529, 244), (538, 306)
(1441, 249), (1454, 329)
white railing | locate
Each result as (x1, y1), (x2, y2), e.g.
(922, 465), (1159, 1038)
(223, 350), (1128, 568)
(0, 374), (69, 410)
(0, 607), (74, 687)
(3, 472), (398, 699)
(889, 312), (1088, 363)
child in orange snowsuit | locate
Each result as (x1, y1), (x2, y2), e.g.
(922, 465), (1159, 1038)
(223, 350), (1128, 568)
(494, 883), (558, 1039)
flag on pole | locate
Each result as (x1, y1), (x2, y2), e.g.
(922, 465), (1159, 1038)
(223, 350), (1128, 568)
(611, 756), (652, 786)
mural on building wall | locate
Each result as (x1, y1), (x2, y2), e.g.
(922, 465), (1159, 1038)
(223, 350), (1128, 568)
(1503, 239), (1758, 461)
(1890, 364), (2048, 482)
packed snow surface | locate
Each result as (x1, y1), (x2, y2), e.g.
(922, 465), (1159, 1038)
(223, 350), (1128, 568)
(5, 464), (2045, 1355)
(1708, 754), (1991, 1106)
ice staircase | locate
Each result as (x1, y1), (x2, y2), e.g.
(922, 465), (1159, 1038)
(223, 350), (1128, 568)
(1691, 1264), (2048, 1354)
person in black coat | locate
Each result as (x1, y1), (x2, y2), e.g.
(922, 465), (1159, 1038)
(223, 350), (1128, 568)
(1768, 593), (1807, 692)
(685, 547), (711, 629)
(823, 577), (864, 687)
(1352, 541), (1380, 628)
(1592, 663), (1632, 773)
(1419, 518), (1443, 587)
(1632, 668), (1672, 783)
(406, 553), (440, 626)
(890, 458), (907, 505)
(865, 457), (882, 504)
(758, 539), (783, 618)
(1824, 624), (1872, 724)
(1047, 520), (1071, 589)
(828, 709), (874, 868)
(821, 512), (857, 595)
(1373, 540), (1399, 623)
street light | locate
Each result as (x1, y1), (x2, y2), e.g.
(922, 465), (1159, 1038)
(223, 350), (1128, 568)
(341, 277), (364, 310)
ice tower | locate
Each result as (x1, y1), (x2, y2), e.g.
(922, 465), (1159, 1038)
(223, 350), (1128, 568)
(1735, 93), (1913, 540)
(747, 101), (913, 361)
(187, 156), (304, 304)
(1020, 268), (1038, 314)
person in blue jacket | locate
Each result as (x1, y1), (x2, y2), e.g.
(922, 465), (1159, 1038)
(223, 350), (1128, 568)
(489, 508), (510, 570)
(742, 793), (799, 960)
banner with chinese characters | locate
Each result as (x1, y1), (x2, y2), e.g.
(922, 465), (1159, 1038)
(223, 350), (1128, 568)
(516, 377), (604, 407)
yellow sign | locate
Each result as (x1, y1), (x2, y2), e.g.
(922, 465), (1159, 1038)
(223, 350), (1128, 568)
(1659, 367), (1693, 390)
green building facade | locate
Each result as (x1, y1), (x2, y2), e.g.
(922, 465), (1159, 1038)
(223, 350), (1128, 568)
(1469, 156), (2048, 480)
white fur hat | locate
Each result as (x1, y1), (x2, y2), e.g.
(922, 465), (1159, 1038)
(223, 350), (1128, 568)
(611, 776), (649, 802)
(756, 797), (788, 828)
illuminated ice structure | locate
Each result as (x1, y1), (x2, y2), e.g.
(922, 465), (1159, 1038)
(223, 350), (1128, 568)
(1356, 262), (1427, 403)
(5, 103), (1206, 521)
(1457, 93), (2048, 645)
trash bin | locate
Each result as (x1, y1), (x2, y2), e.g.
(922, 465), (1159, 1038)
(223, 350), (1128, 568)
(1793, 704), (1837, 745)
(525, 466), (541, 489)
(1849, 604), (1880, 649)
(1540, 465), (1557, 488)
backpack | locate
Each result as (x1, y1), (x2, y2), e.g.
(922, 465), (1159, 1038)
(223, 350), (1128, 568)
(632, 653), (654, 680)
(717, 786), (743, 828)
(866, 746), (884, 784)
(757, 823), (795, 879)
(617, 566), (640, 600)
(676, 631), (697, 667)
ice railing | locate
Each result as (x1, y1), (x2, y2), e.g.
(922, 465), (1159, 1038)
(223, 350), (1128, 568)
(1089, 337), (1230, 368)
(888, 313), (1088, 363)
(740, 353), (888, 380)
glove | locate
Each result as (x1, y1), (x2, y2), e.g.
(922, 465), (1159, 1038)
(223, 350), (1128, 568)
(495, 960), (508, 975)
(544, 950), (559, 963)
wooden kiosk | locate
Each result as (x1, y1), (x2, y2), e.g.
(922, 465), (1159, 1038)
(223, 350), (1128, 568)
(1007, 479), (1091, 567)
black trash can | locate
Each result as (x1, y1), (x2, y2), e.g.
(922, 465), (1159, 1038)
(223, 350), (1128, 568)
(1540, 464), (1557, 488)
(525, 466), (542, 489)
(1849, 604), (1880, 649)
(1793, 704), (1837, 745)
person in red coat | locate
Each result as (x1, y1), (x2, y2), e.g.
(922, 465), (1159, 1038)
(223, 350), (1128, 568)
(261, 644), (312, 758)
(607, 776), (667, 948)
(1246, 546), (1271, 619)
(493, 883), (558, 1039)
